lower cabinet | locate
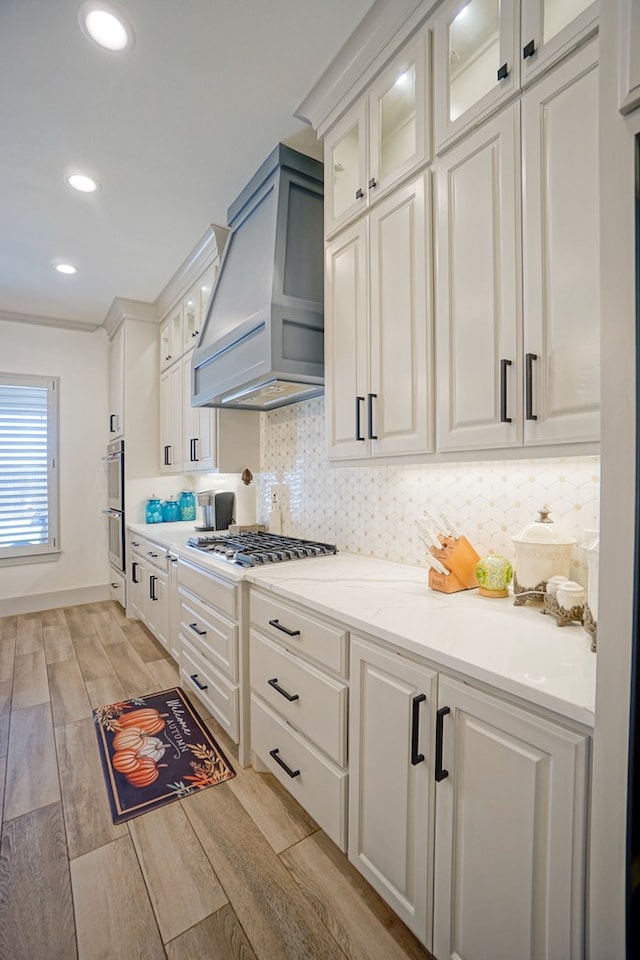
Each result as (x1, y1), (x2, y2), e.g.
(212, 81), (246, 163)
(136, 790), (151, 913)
(349, 636), (437, 943)
(349, 636), (589, 959)
(127, 534), (171, 654)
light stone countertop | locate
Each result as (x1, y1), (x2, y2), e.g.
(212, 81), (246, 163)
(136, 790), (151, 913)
(128, 522), (596, 728)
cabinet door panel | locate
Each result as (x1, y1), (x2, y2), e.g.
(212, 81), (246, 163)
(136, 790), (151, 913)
(436, 106), (521, 451)
(349, 637), (436, 944)
(521, 0), (597, 87)
(369, 173), (432, 456)
(522, 41), (599, 444)
(182, 353), (216, 470)
(324, 101), (368, 235)
(433, 676), (588, 960)
(325, 220), (369, 460)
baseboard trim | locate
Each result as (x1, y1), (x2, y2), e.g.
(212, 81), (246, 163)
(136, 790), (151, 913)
(1, 584), (111, 616)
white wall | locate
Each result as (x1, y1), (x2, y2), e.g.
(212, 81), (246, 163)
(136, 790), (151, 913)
(0, 319), (110, 610)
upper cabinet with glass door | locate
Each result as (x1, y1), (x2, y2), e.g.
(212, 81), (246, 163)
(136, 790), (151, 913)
(324, 31), (430, 237)
(182, 261), (219, 353)
(434, 0), (597, 154)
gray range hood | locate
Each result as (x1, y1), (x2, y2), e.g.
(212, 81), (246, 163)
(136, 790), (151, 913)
(191, 144), (324, 411)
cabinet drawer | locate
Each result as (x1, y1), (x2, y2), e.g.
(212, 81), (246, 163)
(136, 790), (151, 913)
(250, 590), (348, 676)
(139, 541), (168, 571)
(180, 639), (239, 741)
(178, 559), (236, 618)
(250, 632), (347, 766)
(251, 695), (347, 851)
(180, 587), (238, 682)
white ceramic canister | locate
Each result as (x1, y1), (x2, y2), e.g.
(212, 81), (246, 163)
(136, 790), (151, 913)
(511, 507), (576, 591)
(556, 580), (585, 611)
(546, 575), (569, 599)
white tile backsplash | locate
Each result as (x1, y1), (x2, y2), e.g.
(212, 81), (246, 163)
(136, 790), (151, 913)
(257, 397), (600, 581)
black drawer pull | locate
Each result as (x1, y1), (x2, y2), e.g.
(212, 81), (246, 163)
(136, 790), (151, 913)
(523, 39), (536, 59)
(268, 678), (299, 702)
(435, 706), (450, 782)
(189, 622), (207, 636)
(355, 187), (364, 200)
(148, 552), (158, 558)
(269, 748), (300, 779)
(525, 352), (538, 421)
(411, 693), (426, 765)
(149, 574), (157, 601)
(500, 358), (512, 423)
(190, 673), (208, 691)
(368, 177), (377, 190)
(355, 395), (365, 441)
(268, 618), (301, 637)
(367, 392), (378, 440)
(497, 62), (509, 81)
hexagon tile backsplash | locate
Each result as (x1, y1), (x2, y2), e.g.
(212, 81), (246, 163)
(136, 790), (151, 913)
(256, 397), (600, 581)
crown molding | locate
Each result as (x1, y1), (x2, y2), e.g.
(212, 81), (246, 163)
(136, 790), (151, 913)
(102, 298), (158, 338)
(0, 309), (99, 333)
(154, 223), (229, 320)
(295, 0), (435, 136)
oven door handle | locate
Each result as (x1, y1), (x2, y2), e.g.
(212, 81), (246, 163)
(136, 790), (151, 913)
(102, 509), (123, 517)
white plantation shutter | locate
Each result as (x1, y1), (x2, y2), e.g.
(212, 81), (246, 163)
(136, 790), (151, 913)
(0, 374), (59, 559)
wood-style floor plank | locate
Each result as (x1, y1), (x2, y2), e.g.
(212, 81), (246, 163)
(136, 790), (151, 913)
(0, 755), (5, 824)
(0, 802), (76, 960)
(0, 634), (15, 683)
(228, 765), (318, 854)
(84, 674), (127, 710)
(165, 903), (258, 960)
(89, 610), (129, 645)
(48, 659), (93, 726)
(122, 621), (168, 663)
(54, 717), (127, 859)
(63, 605), (97, 640)
(146, 656), (180, 691)
(15, 614), (43, 655)
(129, 802), (228, 943)
(71, 835), (166, 960)
(0, 681), (11, 757)
(74, 633), (119, 681)
(184, 784), (347, 960)
(280, 831), (434, 960)
(4, 702), (60, 820)
(0, 615), (17, 640)
(43, 621), (76, 664)
(11, 650), (49, 709)
(105, 640), (159, 698)
(40, 607), (67, 627)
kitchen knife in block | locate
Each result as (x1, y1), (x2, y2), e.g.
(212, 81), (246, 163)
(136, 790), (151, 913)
(429, 536), (481, 592)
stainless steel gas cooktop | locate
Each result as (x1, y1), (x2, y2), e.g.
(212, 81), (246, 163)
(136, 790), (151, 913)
(186, 531), (338, 567)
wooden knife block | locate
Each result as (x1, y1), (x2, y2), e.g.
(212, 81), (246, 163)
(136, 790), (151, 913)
(428, 536), (481, 594)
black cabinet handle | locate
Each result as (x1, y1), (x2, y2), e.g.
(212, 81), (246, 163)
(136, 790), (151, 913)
(191, 329), (199, 338)
(268, 677), (300, 702)
(149, 575), (157, 601)
(435, 706), (450, 782)
(500, 358), (512, 423)
(109, 414), (116, 433)
(189, 622), (206, 636)
(525, 353), (538, 421)
(269, 747), (300, 779)
(131, 561), (139, 584)
(368, 177), (377, 190)
(147, 551), (158, 558)
(355, 395), (365, 441)
(190, 673), (208, 691)
(190, 437), (199, 462)
(497, 62), (509, 81)
(523, 39), (536, 59)
(411, 693), (427, 765)
(355, 187), (364, 200)
(268, 618), (301, 637)
(367, 393), (378, 440)
(164, 444), (171, 466)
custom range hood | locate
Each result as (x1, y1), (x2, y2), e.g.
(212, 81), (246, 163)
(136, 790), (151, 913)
(191, 144), (324, 410)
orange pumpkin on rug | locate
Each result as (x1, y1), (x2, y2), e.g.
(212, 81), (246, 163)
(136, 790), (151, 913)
(126, 756), (162, 787)
(116, 708), (166, 735)
(111, 748), (142, 774)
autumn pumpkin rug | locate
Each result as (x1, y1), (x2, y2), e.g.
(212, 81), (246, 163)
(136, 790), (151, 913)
(93, 687), (236, 823)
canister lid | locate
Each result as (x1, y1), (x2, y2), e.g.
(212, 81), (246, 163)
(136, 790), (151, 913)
(511, 507), (576, 546)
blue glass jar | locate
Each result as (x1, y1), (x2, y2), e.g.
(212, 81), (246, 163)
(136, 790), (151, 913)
(162, 497), (180, 522)
(146, 496), (163, 524)
(178, 490), (196, 521)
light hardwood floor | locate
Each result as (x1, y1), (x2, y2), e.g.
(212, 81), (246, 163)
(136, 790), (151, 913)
(0, 601), (435, 960)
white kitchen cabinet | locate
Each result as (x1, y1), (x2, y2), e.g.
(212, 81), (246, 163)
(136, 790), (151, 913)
(432, 675), (589, 960)
(249, 588), (349, 850)
(127, 534), (171, 653)
(182, 261), (218, 352)
(108, 323), (124, 439)
(159, 303), (182, 371)
(433, 0), (597, 154)
(619, 0), (640, 114)
(436, 40), (599, 452)
(349, 636), (437, 943)
(325, 171), (433, 460)
(324, 31), (430, 236)
(160, 361), (183, 473)
(435, 105), (522, 451)
(182, 352), (216, 472)
(109, 568), (126, 608)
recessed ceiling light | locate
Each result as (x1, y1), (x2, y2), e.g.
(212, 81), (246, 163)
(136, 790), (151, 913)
(55, 263), (78, 275)
(79, 3), (133, 52)
(66, 173), (100, 193)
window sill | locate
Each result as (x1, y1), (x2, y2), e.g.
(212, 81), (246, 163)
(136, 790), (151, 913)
(0, 549), (62, 568)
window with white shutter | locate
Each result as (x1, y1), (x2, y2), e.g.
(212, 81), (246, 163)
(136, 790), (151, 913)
(0, 374), (59, 562)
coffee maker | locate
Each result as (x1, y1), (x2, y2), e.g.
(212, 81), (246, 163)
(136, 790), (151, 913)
(195, 491), (235, 531)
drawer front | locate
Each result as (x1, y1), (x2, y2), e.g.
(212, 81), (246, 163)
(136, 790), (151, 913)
(251, 695), (347, 851)
(178, 559), (236, 618)
(250, 590), (348, 676)
(142, 542), (168, 571)
(181, 639), (239, 741)
(180, 587), (238, 682)
(250, 632), (347, 766)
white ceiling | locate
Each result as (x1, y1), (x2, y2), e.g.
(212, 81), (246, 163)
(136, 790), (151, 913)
(0, 0), (377, 329)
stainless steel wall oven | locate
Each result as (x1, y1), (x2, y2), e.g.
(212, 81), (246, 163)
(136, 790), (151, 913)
(103, 439), (124, 571)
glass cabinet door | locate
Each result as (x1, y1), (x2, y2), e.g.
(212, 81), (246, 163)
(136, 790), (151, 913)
(434, 0), (517, 153)
(520, 0), (597, 84)
(325, 101), (367, 232)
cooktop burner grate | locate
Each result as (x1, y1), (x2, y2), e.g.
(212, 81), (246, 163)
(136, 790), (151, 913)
(186, 531), (338, 566)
